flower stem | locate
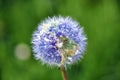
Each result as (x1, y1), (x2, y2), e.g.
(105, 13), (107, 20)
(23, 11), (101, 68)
(61, 66), (68, 80)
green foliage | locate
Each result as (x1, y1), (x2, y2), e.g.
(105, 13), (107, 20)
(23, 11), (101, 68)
(0, 0), (120, 80)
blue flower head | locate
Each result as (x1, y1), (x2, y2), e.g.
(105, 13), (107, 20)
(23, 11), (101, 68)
(32, 16), (87, 67)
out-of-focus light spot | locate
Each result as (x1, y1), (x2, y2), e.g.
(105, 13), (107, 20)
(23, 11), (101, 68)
(14, 43), (31, 61)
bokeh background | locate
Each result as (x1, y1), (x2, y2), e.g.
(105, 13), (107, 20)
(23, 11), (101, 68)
(0, 0), (120, 80)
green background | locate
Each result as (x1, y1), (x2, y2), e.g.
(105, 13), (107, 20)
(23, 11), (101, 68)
(0, 0), (120, 80)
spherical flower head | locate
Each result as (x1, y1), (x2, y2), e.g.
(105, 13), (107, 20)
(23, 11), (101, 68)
(32, 16), (87, 67)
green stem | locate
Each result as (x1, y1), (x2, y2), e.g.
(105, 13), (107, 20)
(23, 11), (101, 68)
(61, 66), (68, 80)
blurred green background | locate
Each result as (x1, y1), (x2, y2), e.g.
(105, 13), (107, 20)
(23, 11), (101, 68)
(0, 0), (120, 80)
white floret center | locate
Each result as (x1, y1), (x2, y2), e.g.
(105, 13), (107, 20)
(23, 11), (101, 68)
(56, 41), (63, 48)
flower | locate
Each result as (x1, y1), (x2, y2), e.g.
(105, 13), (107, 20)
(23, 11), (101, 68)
(32, 16), (87, 67)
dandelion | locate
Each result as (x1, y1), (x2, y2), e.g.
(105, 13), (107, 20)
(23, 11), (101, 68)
(32, 16), (87, 80)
